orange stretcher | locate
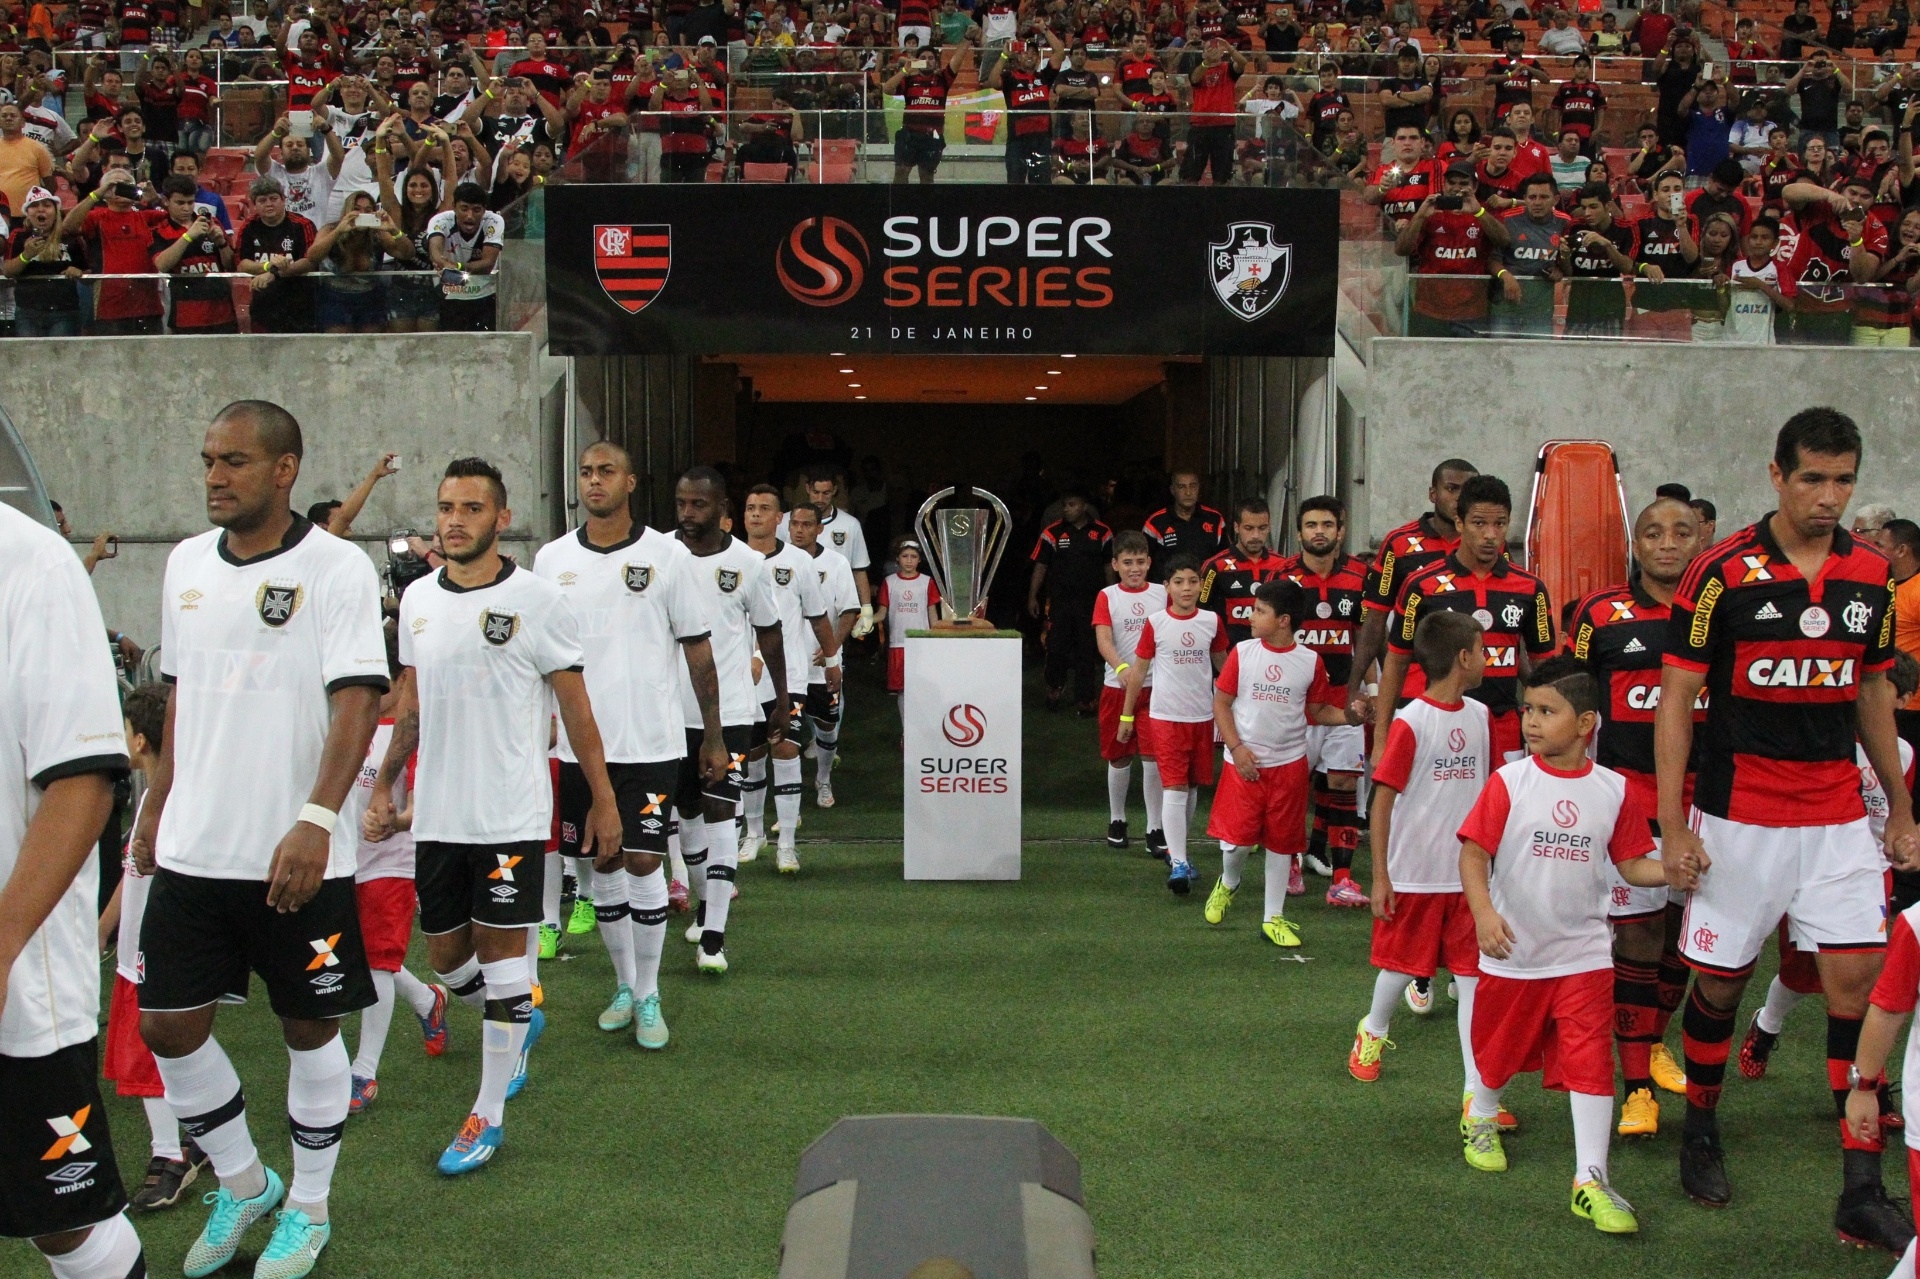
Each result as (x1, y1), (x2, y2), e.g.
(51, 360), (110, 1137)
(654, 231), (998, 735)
(1524, 440), (1633, 642)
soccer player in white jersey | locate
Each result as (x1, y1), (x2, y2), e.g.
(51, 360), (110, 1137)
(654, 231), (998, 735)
(1457, 657), (1667, 1234)
(788, 504), (857, 812)
(674, 467), (788, 973)
(875, 538), (941, 704)
(374, 457), (621, 1176)
(779, 465), (875, 631)
(0, 499), (148, 1279)
(133, 400), (390, 1279)
(1349, 612), (1509, 1133)
(740, 486), (840, 873)
(339, 645), (449, 1114)
(1095, 531), (1168, 855)
(533, 442), (729, 1044)
(1206, 579), (1360, 948)
(1118, 554), (1225, 894)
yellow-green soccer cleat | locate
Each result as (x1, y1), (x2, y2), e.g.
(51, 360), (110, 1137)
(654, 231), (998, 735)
(1261, 914), (1301, 948)
(1203, 879), (1236, 925)
(1572, 1170), (1640, 1234)
(1649, 1042), (1687, 1095)
(1461, 1115), (1508, 1173)
(567, 897), (597, 935)
(1617, 1087), (1659, 1138)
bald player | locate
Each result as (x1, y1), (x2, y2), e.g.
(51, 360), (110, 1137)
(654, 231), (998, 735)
(1567, 497), (1704, 1137)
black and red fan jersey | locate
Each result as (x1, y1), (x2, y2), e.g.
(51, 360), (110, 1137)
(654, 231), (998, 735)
(1550, 81), (1606, 137)
(1030, 517), (1113, 601)
(1570, 576), (1706, 817)
(1142, 503), (1227, 580)
(1362, 512), (1461, 615)
(1665, 521), (1896, 826)
(1388, 552), (1555, 713)
(1198, 545), (1289, 645)
(1280, 552), (1368, 693)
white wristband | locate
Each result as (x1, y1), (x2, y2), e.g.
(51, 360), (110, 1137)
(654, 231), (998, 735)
(824, 652), (843, 669)
(297, 802), (339, 832)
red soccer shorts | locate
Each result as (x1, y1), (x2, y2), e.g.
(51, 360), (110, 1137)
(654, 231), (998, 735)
(1099, 685), (1154, 761)
(1370, 890), (1482, 979)
(1490, 709), (1522, 763)
(355, 877), (418, 972)
(1150, 717), (1215, 789)
(103, 973), (164, 1098)
(887, 646), (906, 692)
(1206, 756), (1310, 854)
(1471, 968), (1615, 1095)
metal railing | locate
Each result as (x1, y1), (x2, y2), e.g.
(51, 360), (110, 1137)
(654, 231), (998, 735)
(1, 269), (488, 336)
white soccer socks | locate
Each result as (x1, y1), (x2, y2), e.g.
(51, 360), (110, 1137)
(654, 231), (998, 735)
(680, 814), (709, 909)
(436, 954), (487, 1012)
(285, 1037), (351, 1220)
(394, 967), (437, 1019)
(353, 970), (398, 1080)
(1141, 759), (1164, 840)
(1263, 851), (1290, 919)
(1756, 974), (1805, 1036)
(154, 1036), (265, 1199)
(1454, 975), (1483, 1095)
(627, 866), (669, 1000)
(475, 956), (533, 1127)
(595, 868), (637, 991)
(743, 756), (769, 838)
(1221, 843), (1248, 889)
(773, 756), (803, 847)
(701, 817), (739, 952)
(1366, 970), (1414, 1039)
(141, 1097), (182, 1163)
(1161, 788), (1191, 866)
(41, 1211), (144, 1279)
(1570, 1090), (1614, 1184)
(541, 851), (563, 928)
(1107, 762), (1131, 822)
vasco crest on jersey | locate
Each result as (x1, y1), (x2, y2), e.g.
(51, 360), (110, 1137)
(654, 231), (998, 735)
(623, 563), (652, 593)
(716, 567), (741, 593)
(774, 566), (793, 587)
(255, 581), (304, 627)
(481, 609), (520, 645)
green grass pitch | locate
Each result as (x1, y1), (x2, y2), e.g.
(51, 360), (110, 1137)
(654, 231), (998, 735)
(85, 663), (1904, 1278)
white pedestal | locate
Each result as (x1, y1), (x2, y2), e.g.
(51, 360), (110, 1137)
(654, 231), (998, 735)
(903, 631), (1022, 881)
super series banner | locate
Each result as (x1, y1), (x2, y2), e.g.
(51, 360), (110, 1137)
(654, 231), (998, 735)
(543, 185), (1338, 357)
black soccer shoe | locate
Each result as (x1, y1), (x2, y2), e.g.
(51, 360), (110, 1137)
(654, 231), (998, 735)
(1836, 1183), (1916, 1253)
(1107, 820), (1128, 849)
(1680, 1131), (1732, 1207)
(1145, 829), (1169, 862)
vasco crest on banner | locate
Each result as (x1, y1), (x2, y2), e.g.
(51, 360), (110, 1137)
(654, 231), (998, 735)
(1209, 222), (1292, 322)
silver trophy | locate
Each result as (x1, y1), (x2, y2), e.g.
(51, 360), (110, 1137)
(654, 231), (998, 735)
(914, 486), (1012, 628)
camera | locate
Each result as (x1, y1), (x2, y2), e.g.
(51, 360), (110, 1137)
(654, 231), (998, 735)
(355, 212), (382, 228)
(110, 182), (139, 199)
(1435, 194), (1464, 210)
(385, 528), (433, 599)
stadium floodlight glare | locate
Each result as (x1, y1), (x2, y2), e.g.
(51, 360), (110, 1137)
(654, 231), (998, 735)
(778, 1116), (1095, 1279)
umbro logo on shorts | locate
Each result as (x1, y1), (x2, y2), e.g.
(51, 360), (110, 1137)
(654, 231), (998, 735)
(490, 854), (524, 882)
(306, 934), (343, 971)
(1754, 601), (1783, 621)
(44, 1160), (98, 1192)
(41, 1108), (92, 1161)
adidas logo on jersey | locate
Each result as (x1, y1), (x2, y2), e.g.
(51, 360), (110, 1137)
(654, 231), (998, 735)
(1623, 637), (1645, 654)
(1754, 601), (1783, 621)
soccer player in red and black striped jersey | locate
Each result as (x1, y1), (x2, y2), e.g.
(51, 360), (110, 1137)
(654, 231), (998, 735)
(1378, 474), (1555, 767)
(1198, 498), (1287, 648)
(1281, 496), (1370, 905)
(1569, 495), (1704, 1138)
(1658, 409), (1920, 1250)
(1142, 471), (1227, 583)
(1350, 458), (1478, 727)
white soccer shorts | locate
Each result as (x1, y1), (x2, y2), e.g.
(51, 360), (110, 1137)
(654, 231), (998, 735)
(1306, 723), (1365, 775)
(1607, 835), (1668, 921)
(1678, 811), (1888, 975)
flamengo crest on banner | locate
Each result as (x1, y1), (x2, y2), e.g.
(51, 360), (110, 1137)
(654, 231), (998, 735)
(1210, 222), (1292, 322)
(595, 224), (671, 314)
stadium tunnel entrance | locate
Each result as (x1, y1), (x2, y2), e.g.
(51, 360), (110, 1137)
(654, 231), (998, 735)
(568, 351), (1352, 565)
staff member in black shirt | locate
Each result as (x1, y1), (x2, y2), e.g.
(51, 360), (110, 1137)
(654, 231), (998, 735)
(1142, 471), (1228, 582)
(1029, 489), (1114, 713)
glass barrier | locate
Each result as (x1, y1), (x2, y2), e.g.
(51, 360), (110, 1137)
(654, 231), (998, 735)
(0, 270), (500, 337)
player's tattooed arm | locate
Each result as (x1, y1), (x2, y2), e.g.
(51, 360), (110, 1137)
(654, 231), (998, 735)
(680, 636), (728, 784)
(365, 668), (417, 842)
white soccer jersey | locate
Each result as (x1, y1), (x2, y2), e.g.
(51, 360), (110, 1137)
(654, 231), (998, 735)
(0, 503), (131, 1057)
(1371, 695), (1491, 893)
(427, 208), (506, 299)
(754, 539), (827, 697)
(346, 720), (415, 881)
(879, 572), (939, 646)
(779, 505), (870, 571)
(1134, 608), (1227, 721)
(1457, 754), (1655, 979)
(1214, 638), (1335, 768)
(158, 517), (390, 881)
(677, 534), (780, 727)
(1094, 582), (1168, 688)
(805, 543), (861, 684)
(535, 525), (707, 764)
(1860, 739), (1917, 846)
(399, 562), (584, 844)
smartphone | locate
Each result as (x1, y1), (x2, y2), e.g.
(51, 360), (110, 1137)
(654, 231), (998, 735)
(388, 454), (403, 471)
(1669, 192), (1684, 215)
(110, 182), (139, 199)
(1435, 194), (1464, 210)
(102, 536), (118, 560)
(195, 202), (218, 221)
(355, 212), (381, 228)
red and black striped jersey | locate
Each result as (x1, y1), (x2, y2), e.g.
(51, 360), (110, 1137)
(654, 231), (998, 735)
(1362, 512), (1460, 614)
(1569, 576), (1705, 817)
(1142, 504), (1227, 580)
(1664, 520), (1896, 826)
(1389, 552), (1555, 714)
(1198, 545), (1289, 646)
(1279, 551), (1368, 693)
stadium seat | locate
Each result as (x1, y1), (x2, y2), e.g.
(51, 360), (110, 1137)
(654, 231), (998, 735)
(742, 162), (792, 183)
(227, 196), (252, 226)
(812, 138), (858, 183)
(1619, 193), (1649, 221)
(1601, 147), (1633, 179)
(203, 149), (249, 184)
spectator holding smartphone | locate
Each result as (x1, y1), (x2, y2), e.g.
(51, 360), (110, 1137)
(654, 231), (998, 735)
(149, 174), (237, 333)
(305, 191), (401, 334)
(428, 182), (504, 331)
(883, 33), (971, 185)
(60, 166), (164, 334)
(376, 123), (454, 333)
(1, 184), (86, 336)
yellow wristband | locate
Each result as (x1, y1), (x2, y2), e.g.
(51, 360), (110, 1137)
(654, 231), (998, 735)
(1114, 662), (1129, 673)
(1851, 237), (1865, 247)
(1119, 714), (1135, 723)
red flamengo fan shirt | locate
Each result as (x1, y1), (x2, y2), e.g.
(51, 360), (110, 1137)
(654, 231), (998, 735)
(900, 65), (956, 133)
(1664, 520), (1896, 826)
(1362, 512), (1460, 615)
(1279, 552), (1367, 694)
(82, 205), (166, 320)
(1369, 158), (1443, 223)
(1388, 553), (1555, 710)
(1569, 576), (1706, 818)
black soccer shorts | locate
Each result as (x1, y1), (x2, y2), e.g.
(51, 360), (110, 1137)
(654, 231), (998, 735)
(0, 1040), (128, 1239)
(416, 839), (548, 934)
(674, 725), (749, 816)
(558, 759), (678, 857)
(139, 869), (375, 1021)
(804, 682), (842, 729)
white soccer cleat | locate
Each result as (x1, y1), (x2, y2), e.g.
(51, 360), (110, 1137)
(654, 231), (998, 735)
(697, 948), (728, 976)
(738, 832), (763, 863)
(1405, 978), (1435, 1015)
(684, 920), (703, 944)
(776, 846), (799, 874)
(816, 782), (836, 808)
